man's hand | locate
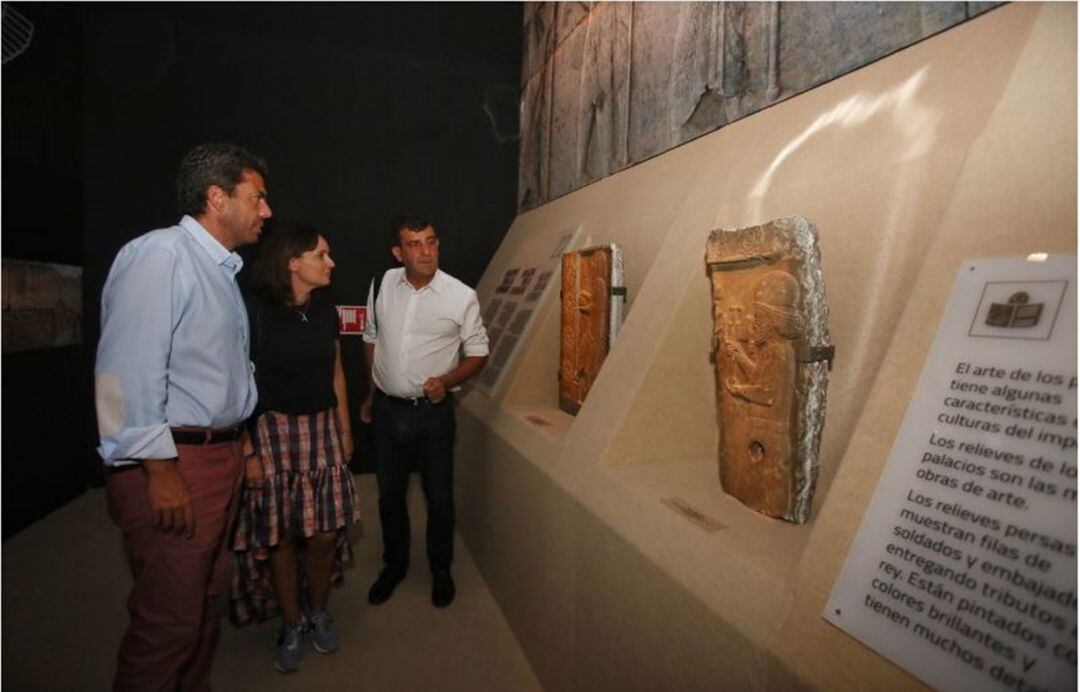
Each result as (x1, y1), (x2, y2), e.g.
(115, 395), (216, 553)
(423, 376), (447, 403)
(244, 454), (264, 489)
(142, 459), (194, 538)
(360, 392), (374, 424)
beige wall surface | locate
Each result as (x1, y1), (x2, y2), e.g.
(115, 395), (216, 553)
(458, 4), (1076, 690)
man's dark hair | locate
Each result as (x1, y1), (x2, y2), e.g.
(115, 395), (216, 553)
(176, 143), (268, 216)
(250, 224), (322, 308)
(390, 212), (435, 246)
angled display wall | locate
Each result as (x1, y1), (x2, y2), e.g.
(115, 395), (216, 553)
(457, 4), (1076, 689)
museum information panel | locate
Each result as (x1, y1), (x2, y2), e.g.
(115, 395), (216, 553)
(477, 226), (579, 394)
(826, 256), (1077, 692)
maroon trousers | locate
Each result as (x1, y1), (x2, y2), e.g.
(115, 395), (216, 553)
(106, 440), (244, 691)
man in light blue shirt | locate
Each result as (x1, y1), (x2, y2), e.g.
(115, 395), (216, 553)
(95, 142), (270, 690)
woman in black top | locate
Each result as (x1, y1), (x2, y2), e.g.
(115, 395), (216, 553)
(231, 225), (360, 674)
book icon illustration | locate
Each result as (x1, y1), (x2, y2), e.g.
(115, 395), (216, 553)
(968, 278), (1067, 341)
(985, 291), (1043, 329)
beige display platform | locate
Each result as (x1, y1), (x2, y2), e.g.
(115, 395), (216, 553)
(455, 4), (1077, 689)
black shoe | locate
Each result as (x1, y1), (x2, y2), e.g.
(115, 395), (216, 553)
(432, 570), (455, 608)
(368, 568), (406, 605)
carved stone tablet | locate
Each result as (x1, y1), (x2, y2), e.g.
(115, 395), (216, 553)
(559, 244), (625, 414)
(706, 217), (833, 523)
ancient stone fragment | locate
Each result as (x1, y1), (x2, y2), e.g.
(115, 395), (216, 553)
(706, 217), (833, 523)
(1, 260), (83, 353)
(559, 244), (625, 415)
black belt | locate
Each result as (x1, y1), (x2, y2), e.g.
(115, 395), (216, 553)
(375, 389), (451, 407)
(170, 427), (242, 445)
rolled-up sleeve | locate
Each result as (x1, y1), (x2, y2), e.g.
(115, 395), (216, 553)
(95, 244), (180, 464)
(460, 291), (489, 357)
(362, 277), (378, 344)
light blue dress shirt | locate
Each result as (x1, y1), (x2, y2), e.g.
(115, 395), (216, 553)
(95, 216), (257, 465)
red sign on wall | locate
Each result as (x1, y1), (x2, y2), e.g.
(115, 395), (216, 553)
(336, 305), (366, 335)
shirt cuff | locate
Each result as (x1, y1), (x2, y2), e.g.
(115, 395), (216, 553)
(463, 345), (489, 358)
(98, 423), (178, 464)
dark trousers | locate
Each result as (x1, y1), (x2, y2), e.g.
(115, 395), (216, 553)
(106, 440), (244, 691)
(372, 390), (456, 574)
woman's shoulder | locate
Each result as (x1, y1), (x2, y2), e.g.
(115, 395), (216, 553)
(244, 288), (278, 313)
(312, 291), (341, 324)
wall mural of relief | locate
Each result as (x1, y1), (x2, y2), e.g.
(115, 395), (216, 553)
(2, 259), (83, 353)
(548, 15), (590, 201)
(634, 1), (781, 162)
(577, 3), (632, 185)
(519, 3), (556, 208)
(519, 1), (1001, 211)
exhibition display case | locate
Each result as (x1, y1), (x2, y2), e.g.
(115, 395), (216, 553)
(456, 5), (1076, 689)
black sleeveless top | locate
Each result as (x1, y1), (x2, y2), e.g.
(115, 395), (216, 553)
(246, 290), (338, 415)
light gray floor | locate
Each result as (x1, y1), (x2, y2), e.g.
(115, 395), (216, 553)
(3, 474), (542, 691)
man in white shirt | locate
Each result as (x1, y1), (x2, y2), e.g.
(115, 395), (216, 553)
(360, 213), (488, 608)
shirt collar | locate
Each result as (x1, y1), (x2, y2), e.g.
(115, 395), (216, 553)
(396, 268), (445, 294)
(180, 215), (244, 275)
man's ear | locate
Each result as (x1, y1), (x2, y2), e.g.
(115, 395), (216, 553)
(391, 246), (403, 264)
(206, 185), (228, 213)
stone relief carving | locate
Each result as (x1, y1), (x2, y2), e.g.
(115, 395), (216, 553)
(577, 2), (632, 183)
(2, 260), (83, 353)
(706, 217), (833, 523)
(559, 244), (625, 415)
(519, 3), (556, 209)
(520, 1), (1001, 211)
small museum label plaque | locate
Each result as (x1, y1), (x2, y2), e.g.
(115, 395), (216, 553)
(825, 256), (1076, 692)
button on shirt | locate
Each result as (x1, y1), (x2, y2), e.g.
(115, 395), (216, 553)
(95, 216), (257, 465)
(363, 268), (489, 398)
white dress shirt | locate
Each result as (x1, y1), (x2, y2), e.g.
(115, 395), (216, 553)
(363, 268), (488, 398)
(95, 216), (257, 465)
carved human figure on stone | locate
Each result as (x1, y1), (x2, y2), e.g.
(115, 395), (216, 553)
(723, 270), (804, 407)
(574, 273), (606, 387)
(706, 218), (832, 523)
(719, 270), (804, 514)
(559, 245), (623, 414)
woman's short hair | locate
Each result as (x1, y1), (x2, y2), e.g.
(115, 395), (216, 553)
(250, 224), (322, 307)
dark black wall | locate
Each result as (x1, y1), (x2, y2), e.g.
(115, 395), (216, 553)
(3, 4), (91, 539)
(4, 3), (521, 537)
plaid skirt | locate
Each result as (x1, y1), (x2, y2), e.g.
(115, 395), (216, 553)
(230, 408), (361, 625)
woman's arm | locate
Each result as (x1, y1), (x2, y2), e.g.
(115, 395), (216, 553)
(240, 427), (263, 489)
(333, 341), (354, 460)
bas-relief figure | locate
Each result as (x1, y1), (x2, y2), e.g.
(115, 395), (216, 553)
(520, 1), (1001, 211)
(519, 3), (555, 209)
(577, 2), (632, 184)
(706, 217), (833, 523)
(2, 259), (83, 353)
(559, 244), (624, 415)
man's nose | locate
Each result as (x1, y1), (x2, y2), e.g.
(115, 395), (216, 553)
(260, 200), (272, 218)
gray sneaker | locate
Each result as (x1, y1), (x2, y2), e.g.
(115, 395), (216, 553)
(274, 621), (305, 673)
(308, 608), (339, 654)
